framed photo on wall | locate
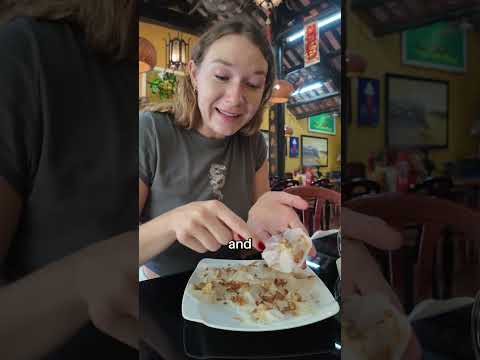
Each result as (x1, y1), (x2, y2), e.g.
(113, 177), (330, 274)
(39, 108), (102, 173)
(357, 77), (380, 127)
(402, 21), (466, 73)
(385, 74), (448, 149)
(301, 135), (328, 168)
(308, 112), (336, 135)
(289, 136), (299, 158)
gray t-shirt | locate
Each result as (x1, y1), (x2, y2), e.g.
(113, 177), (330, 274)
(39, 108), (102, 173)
(139, 111), (267, 277)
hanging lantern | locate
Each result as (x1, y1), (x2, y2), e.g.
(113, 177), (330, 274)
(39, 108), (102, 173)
(269, 79), (294, 104)
(166, 33), (190, 71)
(139, 37), (157, 73)
(254, 0), (282, 10)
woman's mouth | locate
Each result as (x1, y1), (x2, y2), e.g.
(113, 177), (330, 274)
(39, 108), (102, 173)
(216, 108), (241, 119)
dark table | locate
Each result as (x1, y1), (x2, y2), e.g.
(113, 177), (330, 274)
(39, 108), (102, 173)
(412, 303), (476, 360)
(140, 250), (341, 360)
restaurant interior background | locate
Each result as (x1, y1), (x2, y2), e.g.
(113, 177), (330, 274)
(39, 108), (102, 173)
(138, 1), (480, 359)
(344, 0), (480, 204)
(139, 0), (342, 191)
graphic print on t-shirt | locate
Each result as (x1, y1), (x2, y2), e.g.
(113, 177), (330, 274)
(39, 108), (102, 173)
(209, 163), (227, 200)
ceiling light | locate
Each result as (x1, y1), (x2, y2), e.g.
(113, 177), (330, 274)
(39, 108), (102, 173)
(291, 82), (323, 96)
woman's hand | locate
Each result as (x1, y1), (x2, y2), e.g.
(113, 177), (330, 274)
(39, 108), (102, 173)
(167, 200), (254, 254)
(247, 191), (315, 256)
(341, 208), (422, 360)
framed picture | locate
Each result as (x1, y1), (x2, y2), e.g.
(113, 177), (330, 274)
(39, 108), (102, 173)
(402, 21), (466, 73)
(357, 77), (380, 127)
(289, 136), (299, 158)
(301, 135), (328, 168)
(308, 112), (336, 135)
(385, 74), (448, 149)
(260, 130), (269, 160)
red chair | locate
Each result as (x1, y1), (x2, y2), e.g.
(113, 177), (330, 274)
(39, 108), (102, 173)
(284, 186), (341, 235)
(344, 192), (480, 311)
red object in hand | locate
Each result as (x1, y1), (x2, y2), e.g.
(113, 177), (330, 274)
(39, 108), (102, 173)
(258, 242), (265, 251)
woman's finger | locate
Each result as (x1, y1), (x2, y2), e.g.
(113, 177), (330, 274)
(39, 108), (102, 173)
(288, 218), (308, 234)
(191, 225), (220, 252)
(254, 230), (271, 251)
(341, 207), (403, 250)
(181, 234), (208, 253)
(276, 192), (309, 210)
(204, 215), (233, 245)
(213, 203), (253, 242)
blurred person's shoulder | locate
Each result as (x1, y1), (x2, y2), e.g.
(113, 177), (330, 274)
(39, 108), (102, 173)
(139, 110), (179, 139)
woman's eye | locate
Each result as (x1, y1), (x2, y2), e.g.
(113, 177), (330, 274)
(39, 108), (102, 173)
(247, 83), (261, 89)
(215, 75), (229, 81)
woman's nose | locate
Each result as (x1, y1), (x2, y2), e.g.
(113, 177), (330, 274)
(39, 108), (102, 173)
(225, 83), (245, 105)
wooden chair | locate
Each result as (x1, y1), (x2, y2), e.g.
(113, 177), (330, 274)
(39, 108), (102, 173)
(271, 178), (299, 191)
(284, 186), (341, 235)
(344, 193), (480, 311)
(342, 178), (381, 201)
(311, 178), (334, 189)
(410, 176), (453, 198)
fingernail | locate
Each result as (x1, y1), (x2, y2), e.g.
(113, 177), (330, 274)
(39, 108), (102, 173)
(258, 242), (265, 251)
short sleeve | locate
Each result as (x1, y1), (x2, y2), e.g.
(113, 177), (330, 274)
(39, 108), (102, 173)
(0, 18), (41, 196)
(139, 111), (158, 185)
(253, 132), (268, 171)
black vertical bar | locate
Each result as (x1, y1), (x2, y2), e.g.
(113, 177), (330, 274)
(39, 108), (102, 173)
(341, 0), (347, 187)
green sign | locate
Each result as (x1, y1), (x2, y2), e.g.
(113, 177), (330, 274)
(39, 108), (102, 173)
(308, 112), (336, 135)
(402, 21), (466, 72)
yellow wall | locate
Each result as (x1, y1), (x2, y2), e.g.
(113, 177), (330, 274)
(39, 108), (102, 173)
(346, 4), (480, 173)
(139, 21), (199, 69)
(260, 108), (342, 175)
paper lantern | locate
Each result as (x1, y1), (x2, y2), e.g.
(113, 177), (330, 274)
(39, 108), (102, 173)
(139, 37), (156, 73)
(269, 80), (294, 104)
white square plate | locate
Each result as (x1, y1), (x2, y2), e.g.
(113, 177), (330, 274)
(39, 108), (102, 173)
(181, 258), (339, 332)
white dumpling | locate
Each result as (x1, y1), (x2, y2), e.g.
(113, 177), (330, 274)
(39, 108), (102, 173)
(262, 228), (312, 273)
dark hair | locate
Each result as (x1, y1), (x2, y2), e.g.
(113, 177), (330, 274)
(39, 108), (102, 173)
(0, 0), (136, 61)
(174, 16), (276, 135)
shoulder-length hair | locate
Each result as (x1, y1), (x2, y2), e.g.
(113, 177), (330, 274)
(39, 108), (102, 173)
(0, 0), (136, 62)
(174, 16), (276, 136)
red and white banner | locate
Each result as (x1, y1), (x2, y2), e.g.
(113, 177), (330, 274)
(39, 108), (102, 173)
(304, 21), (320, 67)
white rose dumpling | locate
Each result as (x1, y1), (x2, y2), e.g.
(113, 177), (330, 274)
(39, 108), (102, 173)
(261, 228), (312, 273)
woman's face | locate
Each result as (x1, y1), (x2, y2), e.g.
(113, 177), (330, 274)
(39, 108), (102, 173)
(189, 34), (268, 139)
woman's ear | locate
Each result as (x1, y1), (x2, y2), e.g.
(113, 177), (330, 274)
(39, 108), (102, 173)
(188, 60), (198, 89)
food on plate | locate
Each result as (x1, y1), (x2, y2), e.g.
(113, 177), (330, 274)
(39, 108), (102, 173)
(189, 260), (319, 323)
(261, 228), (312, 273)
(341, 293), (411, 360)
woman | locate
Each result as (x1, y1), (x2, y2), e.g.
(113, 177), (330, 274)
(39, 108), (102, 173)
(0, 1), (138, 358)
(138, 17), (313, 278)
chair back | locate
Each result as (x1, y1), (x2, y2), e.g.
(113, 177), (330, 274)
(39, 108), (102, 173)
(411, 176), (453, 198)
(312, 178), (334, 189)
(284, 186), (341, 235)
(345, 193), (480, 310)
(342, 178), (380, 201)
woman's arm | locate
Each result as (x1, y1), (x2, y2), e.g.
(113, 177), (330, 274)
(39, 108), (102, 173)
(139, 178), (149, 217)
(252, 160), (270, 203)
(0, 178), (139, 357)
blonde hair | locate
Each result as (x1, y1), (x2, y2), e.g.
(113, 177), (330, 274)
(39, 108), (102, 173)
(174, 16), (275, 136)
(1, 0), (136, 61)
